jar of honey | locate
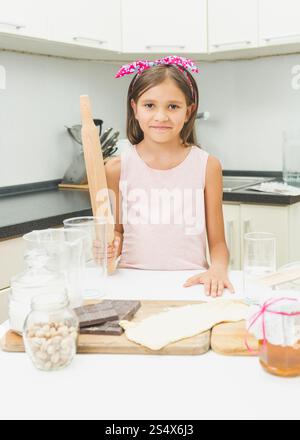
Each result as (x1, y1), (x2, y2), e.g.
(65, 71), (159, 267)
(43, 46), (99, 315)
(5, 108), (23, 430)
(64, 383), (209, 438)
(248, 297), (300, 377)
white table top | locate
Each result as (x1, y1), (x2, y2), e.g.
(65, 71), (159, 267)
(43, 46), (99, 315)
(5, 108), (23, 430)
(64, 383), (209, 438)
(1, 269), (299, 420)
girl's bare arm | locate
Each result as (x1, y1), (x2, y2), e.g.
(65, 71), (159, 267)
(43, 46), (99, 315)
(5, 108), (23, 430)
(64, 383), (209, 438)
(105, 156), (124, 259)
(204, 155), (229, 270)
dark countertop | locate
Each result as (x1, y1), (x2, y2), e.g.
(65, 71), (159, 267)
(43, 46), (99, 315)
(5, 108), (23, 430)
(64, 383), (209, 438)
(0, 173), (299, 241)
(222, 170), (300, 205)
(0, 181), (92, 240)
(223, 185), (300, 205)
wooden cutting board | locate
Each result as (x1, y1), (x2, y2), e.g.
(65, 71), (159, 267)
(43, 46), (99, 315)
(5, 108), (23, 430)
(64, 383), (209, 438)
(58, 183), (89, 191)
(211, 321), (259, 356)
(1, 301), (210, 356)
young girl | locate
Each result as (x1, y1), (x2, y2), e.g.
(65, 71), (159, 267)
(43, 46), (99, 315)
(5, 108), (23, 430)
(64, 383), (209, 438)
(96, 56), (235, 298)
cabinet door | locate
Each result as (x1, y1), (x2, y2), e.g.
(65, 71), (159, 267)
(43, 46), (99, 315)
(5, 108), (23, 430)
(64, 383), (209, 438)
(0, 237), (25, 290)
(0, 0), (48, 39)
(0, 288), (9, 324)
(223, 203), (241, 270)
(288, 203), (300, 264)
(121, 0), (207, 54)
(259, 0), (300, 47)
(208, 0), (258, 53)
(240, 204), (289, 269)
(48, 0), (121, 51)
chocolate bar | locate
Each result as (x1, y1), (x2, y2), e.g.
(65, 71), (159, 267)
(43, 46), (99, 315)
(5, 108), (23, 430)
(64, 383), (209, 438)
(80, 300), (141, 335)
(80, 321), (124, 336)
(74, 303), (119, 329)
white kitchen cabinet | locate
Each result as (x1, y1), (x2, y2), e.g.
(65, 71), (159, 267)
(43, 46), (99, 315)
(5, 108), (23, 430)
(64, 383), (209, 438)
(121, 0), (207, 54)
(0, 288), (9, 324)
(0, 237), (25, 291)
(208, 0), (258, 53)
(259, 0), (300, 47)
(223, 203), (241, 270)
(0, 0), (48, 39)
(223, 202), (300, 271)
(48, 0), (122, 51)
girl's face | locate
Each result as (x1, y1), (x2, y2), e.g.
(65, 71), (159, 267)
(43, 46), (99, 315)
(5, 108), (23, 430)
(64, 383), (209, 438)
(131, 78), (195, 144)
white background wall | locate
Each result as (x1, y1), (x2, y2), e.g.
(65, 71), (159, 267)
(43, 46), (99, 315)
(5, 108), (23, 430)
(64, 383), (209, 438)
(0, 51), (128, 187)
(0, 50), (300, 187)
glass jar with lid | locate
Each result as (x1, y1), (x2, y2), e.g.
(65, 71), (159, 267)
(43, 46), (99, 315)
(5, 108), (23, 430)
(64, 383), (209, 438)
(23, 292), (79, 372)
(9, 250), (65, 335)
(248, 297), (300, 377)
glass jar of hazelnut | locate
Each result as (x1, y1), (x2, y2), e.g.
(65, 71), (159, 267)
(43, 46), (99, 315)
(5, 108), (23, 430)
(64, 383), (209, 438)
(23, 292), (79, 372)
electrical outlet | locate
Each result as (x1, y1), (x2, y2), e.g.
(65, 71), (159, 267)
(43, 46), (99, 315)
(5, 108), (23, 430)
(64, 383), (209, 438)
(0, 65), (6, 90)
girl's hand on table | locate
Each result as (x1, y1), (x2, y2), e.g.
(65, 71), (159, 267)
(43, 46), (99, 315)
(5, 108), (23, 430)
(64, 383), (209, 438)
(183, 267), (235, 297)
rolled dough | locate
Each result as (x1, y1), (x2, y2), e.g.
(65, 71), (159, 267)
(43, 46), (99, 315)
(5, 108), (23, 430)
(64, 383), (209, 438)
(119, 299), (250, 351)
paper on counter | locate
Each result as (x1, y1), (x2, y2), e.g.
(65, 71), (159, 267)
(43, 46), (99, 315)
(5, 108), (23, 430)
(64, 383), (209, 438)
(249, 181), (300, 196)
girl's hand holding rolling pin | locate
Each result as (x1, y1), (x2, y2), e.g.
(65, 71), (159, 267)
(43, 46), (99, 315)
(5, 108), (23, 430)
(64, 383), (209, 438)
(93, 237), (121, 265)
(183, 267), (235, 297)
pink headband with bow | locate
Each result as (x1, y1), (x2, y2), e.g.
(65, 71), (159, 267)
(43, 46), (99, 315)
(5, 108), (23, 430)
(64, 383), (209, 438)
(115, 55), (199, 99)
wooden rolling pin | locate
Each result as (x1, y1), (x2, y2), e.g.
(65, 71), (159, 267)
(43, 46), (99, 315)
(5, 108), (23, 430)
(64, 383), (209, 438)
(258, 266), (300, 287)
(80, 95), (117, 274)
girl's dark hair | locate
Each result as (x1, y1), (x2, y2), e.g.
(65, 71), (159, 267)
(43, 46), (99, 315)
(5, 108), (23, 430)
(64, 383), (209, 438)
(126, 64), (200, 148)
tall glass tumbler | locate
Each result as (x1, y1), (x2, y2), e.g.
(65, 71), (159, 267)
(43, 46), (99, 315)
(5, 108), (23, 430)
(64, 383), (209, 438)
(23, 229), (86, 308)
(243, 232), (276, 297)
(283, 130), (300, 187)
(63, 217), (108, 299)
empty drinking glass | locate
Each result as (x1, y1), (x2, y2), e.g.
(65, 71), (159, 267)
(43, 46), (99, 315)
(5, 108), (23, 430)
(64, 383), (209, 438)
(243, 232), (276, 297)
(283, 130), (300, 187)
(23, 229), (86, 308)
(63, 217), (108, 299)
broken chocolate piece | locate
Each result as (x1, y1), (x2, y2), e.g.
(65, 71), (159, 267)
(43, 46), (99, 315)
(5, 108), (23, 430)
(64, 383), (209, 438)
(101, 300), (141, 321)
(80, 322), (124, 336)
(79, 300), (141, 335)
(74, 303), (119, 328)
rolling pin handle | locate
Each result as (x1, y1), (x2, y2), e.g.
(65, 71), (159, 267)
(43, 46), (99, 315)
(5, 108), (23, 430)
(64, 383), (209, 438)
(80, 95), (94, 126)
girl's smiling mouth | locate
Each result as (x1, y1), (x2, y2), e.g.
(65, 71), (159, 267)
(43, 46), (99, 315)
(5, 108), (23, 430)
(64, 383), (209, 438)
(150, 126), (172, 130)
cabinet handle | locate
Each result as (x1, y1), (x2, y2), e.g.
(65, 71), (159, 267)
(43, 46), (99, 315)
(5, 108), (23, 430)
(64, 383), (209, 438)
(0, 22), (26, 30)
(226, 220), (235, 267)
(73, 36), (108, 45)
(213, 40), (252, 48)
(145, 45), (186, 50)
(263, 34), (300, 43)
(243, 220), (251, 237)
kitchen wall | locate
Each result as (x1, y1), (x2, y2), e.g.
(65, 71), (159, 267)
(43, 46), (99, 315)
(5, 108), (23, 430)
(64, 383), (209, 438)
(0, 50), (300, 187)
(199, 53), (300, 171)
(0, 51), (127, 187)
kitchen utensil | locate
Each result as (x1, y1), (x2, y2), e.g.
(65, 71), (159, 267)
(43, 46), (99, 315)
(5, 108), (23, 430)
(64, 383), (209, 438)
(58, 183), (89, 191)
(102, 132), (120, 149)
(258, 265), (300, 288)
(62, 151), (87, 184)
(66, 119), (103, 145)
(274, 262), (300, 290)
(80, 95), (117, 275)
(1, 300), (211, 356)
(100, 127), (114, 145)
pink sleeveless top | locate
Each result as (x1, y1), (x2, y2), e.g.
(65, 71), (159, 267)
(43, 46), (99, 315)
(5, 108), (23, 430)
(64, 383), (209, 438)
(118, 145), (210, 271)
